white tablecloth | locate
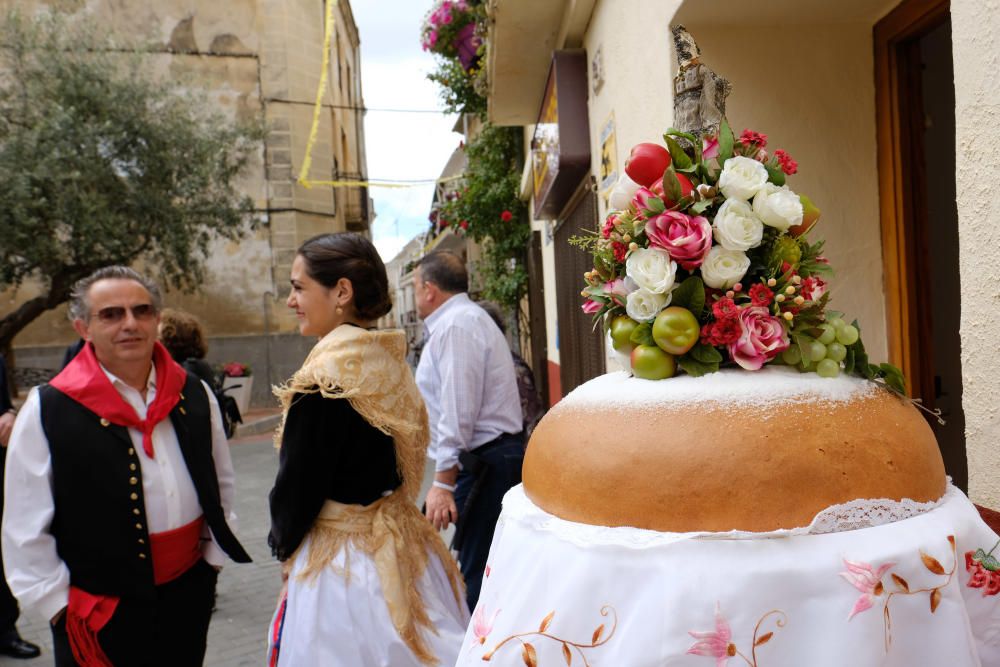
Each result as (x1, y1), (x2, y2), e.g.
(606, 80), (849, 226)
(456, 484), (1000, 666)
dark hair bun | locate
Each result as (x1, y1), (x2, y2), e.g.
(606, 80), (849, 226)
(297, 233), (392, 320)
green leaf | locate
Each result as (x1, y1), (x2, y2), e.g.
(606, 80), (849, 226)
(645, 197), (666, 215)
(844, 347), (857, 375)
(677, 354), (719, 378)
(690, 198), (713, 215)
(718, 118), (734, 163)
(765, 161), (786, 186)
(663, 134), (693, 171)
(629, 321), (655, 347)
(877, 362), (907, 394)
(670, 276), (705, 317)
(691, 342), (723, 364)
(664, 128), (698, 143)
(662, 165), (682, 203)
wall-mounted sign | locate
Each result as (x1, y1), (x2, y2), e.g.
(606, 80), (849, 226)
(598, 112), (617, 196)
(531, 50), (591, 219)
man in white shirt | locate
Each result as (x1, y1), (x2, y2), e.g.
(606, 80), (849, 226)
(415, 251), (524, 611)
(2, 266), (250, 666)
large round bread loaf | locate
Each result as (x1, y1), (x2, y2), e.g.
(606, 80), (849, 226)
(522, 367), (946, 533)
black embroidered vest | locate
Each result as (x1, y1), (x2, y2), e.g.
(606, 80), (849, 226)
(38, 373), (250, 599)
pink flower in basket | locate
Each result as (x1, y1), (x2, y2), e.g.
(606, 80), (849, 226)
(222, 362), (251, 378)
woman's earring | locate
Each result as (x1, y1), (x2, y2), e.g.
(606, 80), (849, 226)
(335, 306), (344, 315)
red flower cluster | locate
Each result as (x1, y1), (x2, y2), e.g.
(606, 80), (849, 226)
(749, 283), (774, 307)
(774, 149), (798, 175)
(966, 551), (1000, 596)
(712, 297), (739, 320)
(701, 297), (742, 346)
(611, 241), (628, 263)
(500, 210), (513, 222)
(739, 129), (768, 148)
(700, 318), (740, 347)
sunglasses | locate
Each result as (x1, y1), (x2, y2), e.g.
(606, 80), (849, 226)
(92, 304), (157, 323)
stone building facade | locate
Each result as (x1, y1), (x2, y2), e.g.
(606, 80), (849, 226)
(1, 0), (372, 405)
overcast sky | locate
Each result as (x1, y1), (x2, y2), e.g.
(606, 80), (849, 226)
(350, 0), (461, 263)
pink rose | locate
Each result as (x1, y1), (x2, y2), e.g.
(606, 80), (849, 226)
(581, 299), (602, 314)
(645, 212), (712, 270)
(728, 306), (789, 370)
(702, 135), (719, 160)
(630, 187), (662, 219)
(604, 278), (633, 306)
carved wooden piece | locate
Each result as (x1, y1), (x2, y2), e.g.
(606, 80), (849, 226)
(671, 24), (732, 139)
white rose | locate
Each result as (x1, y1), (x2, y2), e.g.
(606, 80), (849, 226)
(713, 198), (763, 251)
(753, 183), (803, 232)
(625, 287), (668, 322)
(718, 156), (769, 200)
(625, 247), (677, 294)
(608, 172), (642, 211)
(700, 246), (751, 289)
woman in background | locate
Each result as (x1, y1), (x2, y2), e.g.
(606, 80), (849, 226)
(267, 233), (467, 666)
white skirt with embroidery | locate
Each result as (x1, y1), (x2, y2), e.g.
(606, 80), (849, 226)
(268, 535), (469, 667)
(456, 483), (1000, 666)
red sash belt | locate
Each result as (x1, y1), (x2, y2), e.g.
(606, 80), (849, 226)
(66, 516), (206, 667)
(150, 516), (205, 586)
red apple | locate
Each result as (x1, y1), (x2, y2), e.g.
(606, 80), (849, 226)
(630, 344), (676, 380)
(625, 143), (672, 188)
(651, 172), (694, 207)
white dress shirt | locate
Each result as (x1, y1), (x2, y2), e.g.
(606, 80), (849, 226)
(1, 363), (239, 621)
(415, 293), (522, 472)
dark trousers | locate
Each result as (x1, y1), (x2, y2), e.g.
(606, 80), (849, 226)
(454, 432), (525, 611)
(51, 559), (218, 667)
(0, 447), (20, 634)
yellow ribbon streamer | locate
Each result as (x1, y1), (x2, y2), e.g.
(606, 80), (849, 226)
(296, 2), (463, 191)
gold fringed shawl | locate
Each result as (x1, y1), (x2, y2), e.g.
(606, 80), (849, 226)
(272, 325), (464, 665)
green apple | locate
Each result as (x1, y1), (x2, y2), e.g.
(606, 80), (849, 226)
(652, 306), (700, 355)
(610, 314), (639, 352)
(789, 194), (821, 237)
(630, 344), (676, 380)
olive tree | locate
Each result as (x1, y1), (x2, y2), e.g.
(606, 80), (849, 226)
(0, 13), (264, 354)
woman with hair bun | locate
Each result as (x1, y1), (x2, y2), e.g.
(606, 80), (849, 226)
(266, 233), (467, 666)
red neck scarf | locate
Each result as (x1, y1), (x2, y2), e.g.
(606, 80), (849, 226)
(49, 341), (187, 458)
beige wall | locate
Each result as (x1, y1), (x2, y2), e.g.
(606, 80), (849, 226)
(952, 0), (1000, 506)
(0, 0), (369, 352)
(671, 22), (888, 362)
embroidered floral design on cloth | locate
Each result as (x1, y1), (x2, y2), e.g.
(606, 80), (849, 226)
(965, 539), (1000, 596)
(841, 535), (957, 651)
(687, 602), (787, 666)
(478, 605), (617, 666)
(471, 605), (500, 645)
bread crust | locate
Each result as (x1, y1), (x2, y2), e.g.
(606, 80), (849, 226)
(523, 386), (946, 533)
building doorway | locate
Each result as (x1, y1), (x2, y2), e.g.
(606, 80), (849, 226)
(875, 0), (966, 490)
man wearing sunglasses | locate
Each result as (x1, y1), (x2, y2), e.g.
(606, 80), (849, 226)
(1, 266), (250, 666)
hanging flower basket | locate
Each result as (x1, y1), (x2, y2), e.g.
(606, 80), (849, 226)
(454, 22), (482, 72)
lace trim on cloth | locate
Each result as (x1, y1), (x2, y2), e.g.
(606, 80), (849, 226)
(500, 483), (958, 549)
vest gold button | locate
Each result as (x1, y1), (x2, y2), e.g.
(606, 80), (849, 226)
(130, 493), (138, 500)
(129, 463), (136, 471)
(179, 406), (187, 415)
(128, 448), (135, 456)
(138, 538), (145, 545)
(180, 392), (185, 400)
(100, 418), (110, 427)
(135, 523), (142, 530)
(129, 477), (138, 485)
(138, 553), (146, 559)
(133, 509), (140, 515)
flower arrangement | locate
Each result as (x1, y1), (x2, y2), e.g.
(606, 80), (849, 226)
(420, 0), (481, 70)
(222, 361), (251, 378)
(575, 120), (905, 392)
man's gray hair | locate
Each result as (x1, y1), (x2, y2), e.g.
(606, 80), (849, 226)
(67, 266), (163, 321)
